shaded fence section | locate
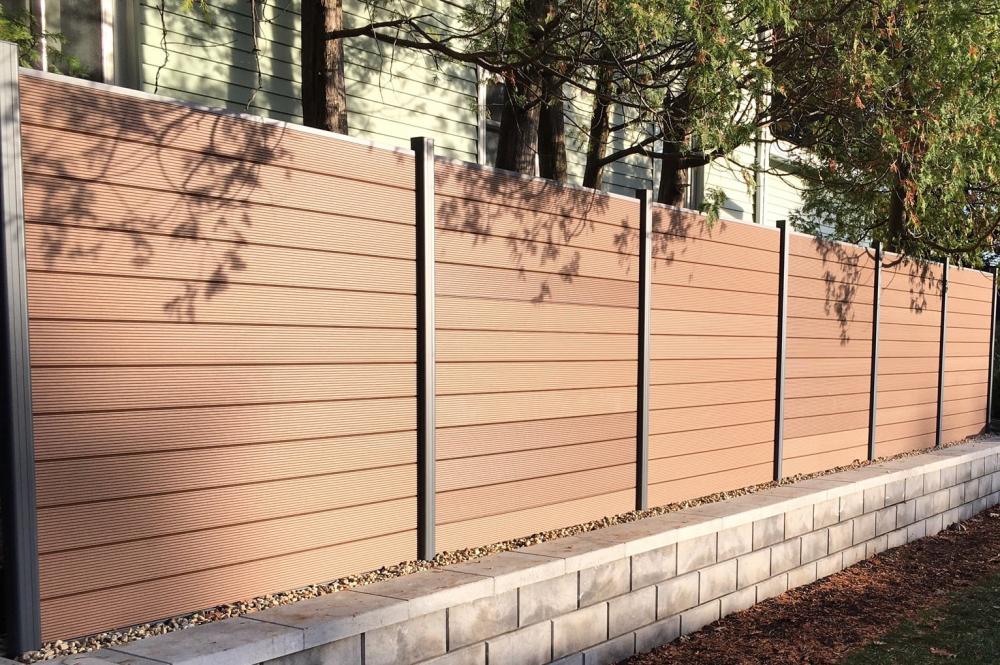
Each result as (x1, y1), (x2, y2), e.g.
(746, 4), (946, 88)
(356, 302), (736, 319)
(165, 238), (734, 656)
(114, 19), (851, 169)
(0, 69), (996, 650)
(647, 205), (779, 505)
(17, 73), (419, 641)
(433, 162), (638, 551)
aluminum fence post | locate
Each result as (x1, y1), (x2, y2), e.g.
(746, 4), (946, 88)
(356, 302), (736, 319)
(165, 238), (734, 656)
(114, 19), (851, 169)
(867, 242), (883, 461)
(773, 220), (789, 481)
(935, 258), (949, 447)
(412, 137), (436, 560)
(634, 190), (652, 510)
(0, 41), (41, 656)
(987, 266), (998, 433)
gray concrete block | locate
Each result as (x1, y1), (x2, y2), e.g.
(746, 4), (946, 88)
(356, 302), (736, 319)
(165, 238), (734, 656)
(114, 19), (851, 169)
(521, 531), (626, 574)
(581, 633), (635, 665)
(248, 590), (408, 649)
(717, 523), (753, 561)
(884, 479), (906, 506)
(579, 558), (630, 607)
(915, 493), (934, 521)
(519, 572), (578, 626)
(257, 636), (361, 665)
(657, 572), (700, 618)
(942, 508), (960, 528)
(788, 562), (817, 589)
(552, 603), (608, 658)
(971, 457), (986, 479)
(449, 551), (564, 594)
(677, 533), (717, 575)
(816, 551), (843, 579)
(756, 574), (788, 602)
(771, 539), (801, 575)
(949, 484), (965, 509)
(840, 492), (864, 521)
(957, 461), (972, 483)
(863, 485), (885, 514)
(904, 475), (924, 501)
(853, 513), (876, 544)
(417, 643), (485, 665)
(631, 544), (677, 589)
(896, 499), (917, 528)
(448, 590), (517, 650)
(365, 611), (447, 665)
(784, 506), (814, 539)
(887, 527), (907, 549)
(112, 617), (304, 665)
(842, 543), (865, 568)
(866, 535), (888, 557)
(486, 620), (552, 665)
(549, 655), (583, 665)
(923, 469), (942, 494)
(981, 476), (994, 498)
(57, 657), (161, 665)
(680, 600), (720, 635)
(609, 586), (656, 638)
(874, 505), (897, 536)
(720, 586), (756, 618)
(737, 548), (771, 589)
(357, 569), (493, 617)
(753, 514), (785, 550)
(828, 521), (853, 553)
(959, 502), (975, 521)
(800, 529), (828, 564)
(699, 559), (737, 602)
(925, 512), (944, 537)
(985, 454), (998, 475)
(635, 616), (680, 654)
(940, 465), (957, 489)
(814, 498), (840, 529)
(963, 478), (980, 501)
(907, 519), (927, 543)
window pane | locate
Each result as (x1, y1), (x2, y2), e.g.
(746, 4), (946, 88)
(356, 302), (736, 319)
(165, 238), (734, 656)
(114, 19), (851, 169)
(46, 0), (103, 80)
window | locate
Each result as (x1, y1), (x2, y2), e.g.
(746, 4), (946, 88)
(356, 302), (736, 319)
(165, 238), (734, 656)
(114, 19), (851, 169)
(0, 0), (129, 84)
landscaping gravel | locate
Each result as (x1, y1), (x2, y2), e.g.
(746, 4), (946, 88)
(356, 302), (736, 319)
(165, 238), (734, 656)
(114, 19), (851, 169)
(15, 434), (988, 663)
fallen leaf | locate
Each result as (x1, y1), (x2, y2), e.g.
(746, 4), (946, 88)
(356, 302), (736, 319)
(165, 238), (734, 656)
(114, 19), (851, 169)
(930, 647), (957, 658)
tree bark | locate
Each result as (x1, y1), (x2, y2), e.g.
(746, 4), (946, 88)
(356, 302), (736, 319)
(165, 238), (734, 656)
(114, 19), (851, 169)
(302, 0), (349, 134)
(494, 83), (541, 175)
(657, 141), (689, 206)
(888, 157), (909, 248)
(538, 75), (567, 182)
(582, 66), (613, 189)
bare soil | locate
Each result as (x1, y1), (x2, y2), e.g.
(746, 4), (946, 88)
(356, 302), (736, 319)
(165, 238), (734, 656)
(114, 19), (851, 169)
(623, 510), (1000, 665)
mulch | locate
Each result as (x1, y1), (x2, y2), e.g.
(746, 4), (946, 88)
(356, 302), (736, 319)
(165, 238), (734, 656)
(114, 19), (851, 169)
(624, 510), (1000, 665)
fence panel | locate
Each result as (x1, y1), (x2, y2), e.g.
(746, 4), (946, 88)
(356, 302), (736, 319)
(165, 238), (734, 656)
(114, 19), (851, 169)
(19, 73), (419, 641)
(646, 207), (779, 505)
(434, 162), (639, 551)
(941, 266), (993, 442)
(875, 253), (945, 456)
(782, 235), (875, 475)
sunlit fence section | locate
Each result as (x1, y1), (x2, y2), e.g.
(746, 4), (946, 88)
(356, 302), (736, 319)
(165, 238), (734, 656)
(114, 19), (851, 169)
(0, 68), (995, 648)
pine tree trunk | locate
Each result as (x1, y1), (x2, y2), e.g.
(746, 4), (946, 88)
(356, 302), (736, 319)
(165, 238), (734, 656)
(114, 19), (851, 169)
(494, 84), (541, 175)
(302, 0), (349, 134)
(888, 159), (909, 248)
(582, 67), (612, 189)
(657, 142), (689, 206)
(538, 76), (567, 182)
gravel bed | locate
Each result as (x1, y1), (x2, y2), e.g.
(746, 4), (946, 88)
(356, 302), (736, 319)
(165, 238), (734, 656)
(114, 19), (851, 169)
(16, 434), (990, 663)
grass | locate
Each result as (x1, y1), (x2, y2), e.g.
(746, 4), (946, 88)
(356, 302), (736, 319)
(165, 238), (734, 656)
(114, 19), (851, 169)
(841, 570), (1000, 664)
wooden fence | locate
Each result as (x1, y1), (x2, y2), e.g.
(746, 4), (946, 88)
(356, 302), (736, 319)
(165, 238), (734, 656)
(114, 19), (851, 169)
(0, 62), (995, 651)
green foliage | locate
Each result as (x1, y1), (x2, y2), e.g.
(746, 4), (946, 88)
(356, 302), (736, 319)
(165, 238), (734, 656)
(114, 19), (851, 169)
(0, 4), (88, 77)
(776, 0), (1000, 264)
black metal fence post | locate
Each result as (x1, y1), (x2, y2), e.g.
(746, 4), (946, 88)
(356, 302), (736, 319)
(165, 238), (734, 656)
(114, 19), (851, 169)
(412, 137), (436, 560)
(867, 242), (883, 460)
(773, 220), (789, 481)
(988, 266), (998, 433)
(634, 190), (652, 510)
(0, 40), (41, 656)
(935, 258), (949, 447)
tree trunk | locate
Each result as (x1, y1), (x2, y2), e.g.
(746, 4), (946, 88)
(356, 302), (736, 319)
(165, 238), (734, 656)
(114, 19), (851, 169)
(582, 66), (612, 189)
(538, 75), (567, 182)
(302, 0), (349, 134)
(657, 141), (689, 206)
(888, 158), (909, 248)
(494, 84), (541, 175)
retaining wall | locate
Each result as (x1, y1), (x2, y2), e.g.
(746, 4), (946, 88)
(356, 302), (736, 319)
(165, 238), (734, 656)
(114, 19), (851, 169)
(51, 439), (1000, 665)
